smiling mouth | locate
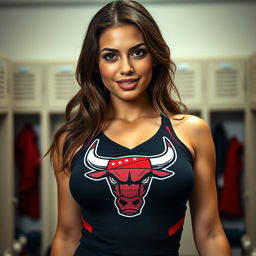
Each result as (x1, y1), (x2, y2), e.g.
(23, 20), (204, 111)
(116, 78), (139, 90)
(116, 78), (139, 84)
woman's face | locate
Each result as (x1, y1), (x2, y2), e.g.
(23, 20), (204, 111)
(98, 24), (153, 102)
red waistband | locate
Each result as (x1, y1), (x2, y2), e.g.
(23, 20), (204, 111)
(168, 215), (185, 236)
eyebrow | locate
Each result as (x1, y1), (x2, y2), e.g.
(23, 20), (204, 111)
(100, 43), (146, 53)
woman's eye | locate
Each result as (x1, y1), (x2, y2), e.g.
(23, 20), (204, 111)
(132, 49), (147, 58)
(103, 53), (118, 61)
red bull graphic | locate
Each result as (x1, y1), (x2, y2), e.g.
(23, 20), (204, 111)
(84, 136), (177, 217)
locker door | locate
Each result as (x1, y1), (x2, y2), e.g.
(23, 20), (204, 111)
(174, 61), (203, 107)
(46, 63), (79, 108)
(12, 64), (43, 109)
(0, 113), (14, 255)
(206, 60), (245, 105)
(248, 53), (256, 105)
(0, 56), (9, 107)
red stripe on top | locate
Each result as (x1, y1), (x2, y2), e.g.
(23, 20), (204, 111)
(85, 137), (93, 149)
(165, 125), (181, 147)
(168, 215), (185, 236)
(82, 218), (93, 233)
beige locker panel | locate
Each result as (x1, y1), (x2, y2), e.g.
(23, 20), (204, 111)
(0, 57), (9, 107)
(0, 114), (14, 254)
(248, 53), (256, 104)
(244, 109), (256, 251)
(47, 63), (79, 107)
(174, 61), (203, 106)
(12, 64), (43, 108)
(206, 60), (245, 105)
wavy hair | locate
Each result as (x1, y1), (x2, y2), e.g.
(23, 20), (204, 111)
(48, 0), (186, 171)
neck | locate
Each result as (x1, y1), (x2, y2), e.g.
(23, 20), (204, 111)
(106, 94), (159, 122)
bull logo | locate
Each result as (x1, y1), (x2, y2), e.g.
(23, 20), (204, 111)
(84, 136), (177, 217)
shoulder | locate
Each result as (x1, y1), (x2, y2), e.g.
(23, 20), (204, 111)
(54, 131), (69, 156)
(53, 131), (84, 173)
(171, 113), (207, 128)
(168, 114), (213, 159)
(52, 131), (69, 174)
(171, 113), (211, 137)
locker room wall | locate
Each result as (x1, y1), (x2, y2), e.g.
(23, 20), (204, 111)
(0, 1), (256, 256)
(0, 2), (256, 61)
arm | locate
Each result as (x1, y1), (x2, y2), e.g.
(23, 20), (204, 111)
(50, 135), (83, 256)
(188, 117), (231, 256)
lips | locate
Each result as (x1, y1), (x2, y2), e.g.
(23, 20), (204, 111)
(116, 78), (139, 90)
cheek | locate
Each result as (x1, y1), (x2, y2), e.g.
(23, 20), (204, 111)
(135, 59), (153, 76)
(99, 62), (117, 81)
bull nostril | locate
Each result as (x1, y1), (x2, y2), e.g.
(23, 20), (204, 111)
(120, 199), (127, 206)
(132, 199), (140, 206)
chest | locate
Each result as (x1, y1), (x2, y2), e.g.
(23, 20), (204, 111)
(70, 134), (194, 217)
(102, 117), (161, 150)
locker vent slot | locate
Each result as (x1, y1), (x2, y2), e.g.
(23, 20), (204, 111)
(215, 69), (238, 97)
(54, 72), (77, 100)
(0, 65), (6, 100)
(13, 72), (35, 100)
(175, 70), (195, 98)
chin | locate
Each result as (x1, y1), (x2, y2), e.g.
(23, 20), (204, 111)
(117, 90), (148, 102)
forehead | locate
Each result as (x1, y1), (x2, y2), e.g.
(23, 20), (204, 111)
(99, 24), (145, 49)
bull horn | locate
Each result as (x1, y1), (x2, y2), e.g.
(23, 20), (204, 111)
(85, 139), (109, 170)
(150, 137), (176, 168)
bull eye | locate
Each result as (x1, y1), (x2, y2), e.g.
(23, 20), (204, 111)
(141, 177), (150, 184)
(109, 177), (118, 184)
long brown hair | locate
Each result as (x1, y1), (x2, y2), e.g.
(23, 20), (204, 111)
(48, 0), (186, 171)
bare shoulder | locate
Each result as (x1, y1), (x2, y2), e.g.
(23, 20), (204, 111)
(171, 113), (210, 135)
(52, 131), (69, 174)
(52, 130), (84, 175)
(169, 114), (212, 159)
(54, 131), (69, 155)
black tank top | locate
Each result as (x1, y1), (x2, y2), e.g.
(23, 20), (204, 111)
(70, 114), (194, 256)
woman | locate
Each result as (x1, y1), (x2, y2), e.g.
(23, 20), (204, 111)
(49, 1), (231, 255)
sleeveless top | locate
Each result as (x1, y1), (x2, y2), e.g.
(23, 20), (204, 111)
(70, 114), (194, 256)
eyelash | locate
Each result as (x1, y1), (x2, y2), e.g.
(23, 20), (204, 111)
(133, 48), (147, 57)
(103, 53), (117, 61)
(102, 48), (148, 62)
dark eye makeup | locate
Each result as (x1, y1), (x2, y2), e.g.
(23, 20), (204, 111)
(132, 48), (148, 57)
(102, 53), (118, 61)
(101, 48), (148, 62)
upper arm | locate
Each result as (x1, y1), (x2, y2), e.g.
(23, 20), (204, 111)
(52, 133), (82, 241)
(187, 117), (225, 241)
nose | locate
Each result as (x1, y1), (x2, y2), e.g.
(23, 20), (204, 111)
(120, 57), (134, 75)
